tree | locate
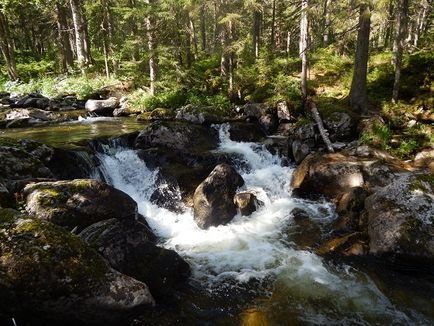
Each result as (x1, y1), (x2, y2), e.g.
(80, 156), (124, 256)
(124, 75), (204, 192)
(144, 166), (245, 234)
(56, 2), (74, 72)
(70, 0), (91, 73)
(300, 0), (308, 102)
(0, 8), (18, 80)
(392, 0), (409, 103)
(349, 1), (372, 114)
(145, 0), (158, 95)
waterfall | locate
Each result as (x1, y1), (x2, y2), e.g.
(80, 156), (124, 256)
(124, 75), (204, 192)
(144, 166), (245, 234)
(94, 123), (417, 324)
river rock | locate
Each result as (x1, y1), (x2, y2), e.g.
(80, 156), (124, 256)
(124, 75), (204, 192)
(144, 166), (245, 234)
(228, 122), (266, 142)
(0, 139), (53, 184)
(291, 139), (311, 164)
(10, 93), (50, 110)
(175, 105), (229, 125)
(135, 121), (219, 153)
(85, 97), (119, 116)
(194, 164), (244, 229)
(24, 179), (138, 232)
(0, 211), (154, 323)
(291, 153), (364, 200)
(259, 113), (279, 134)
(0, 183), (14, 208)
(79, 218), (190, 299)
(277, 101), (294, 122)
(324, 112), (355, 141)
(234, 192), (262, 216)
(333, 187), (368, 232)
(365, 173), (434, 264)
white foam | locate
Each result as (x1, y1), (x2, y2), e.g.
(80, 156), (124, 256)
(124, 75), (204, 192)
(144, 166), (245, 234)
(95, 123), (413, 324)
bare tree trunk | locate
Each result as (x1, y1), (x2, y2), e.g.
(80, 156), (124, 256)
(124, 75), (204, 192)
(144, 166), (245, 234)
(322, 0), (330, 46)
(286, 31), (291, 55)
(310, 100), (334, 152)
(200, 4), (206, 52)
(349, 3), (372, 114)
(101, 0), (117, 76)
(70, 0), (90, 73)
(392, 0), (409, 103)
(270, 0), (276, 51)
(56, 3), (74, 72)
(145, 0), (157, 95)
(0, 11), (18, 80)
(252, 4), (261, 58)
(300, 0), (309, 102)
(413, 0), (430, 48)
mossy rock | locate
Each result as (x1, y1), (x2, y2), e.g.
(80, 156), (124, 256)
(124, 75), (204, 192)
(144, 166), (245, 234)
(366, 173), (434, 265)
(0, 211), (154, 323)
(134, 121), (219, 153)
(79, 218), (190, 299)
(24, 179), (138, 232)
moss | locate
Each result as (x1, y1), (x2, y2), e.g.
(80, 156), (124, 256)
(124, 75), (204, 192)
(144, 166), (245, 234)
(409, 174), (434, 192)
(0, 208), (22, 224)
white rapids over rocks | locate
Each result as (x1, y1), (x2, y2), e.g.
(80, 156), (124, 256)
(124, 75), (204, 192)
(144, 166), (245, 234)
(95, 124), (422, 325)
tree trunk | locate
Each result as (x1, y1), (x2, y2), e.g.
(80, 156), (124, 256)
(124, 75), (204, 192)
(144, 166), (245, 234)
(384, 0), (394, 49)
(349, 3), (372, 114)
(392, 0), (409, 103)
(145, 0), (158, 95)
(322, 0), (330, 46)
(300, 0), (309, 102)
(252, 4), (261, 58)
(270, 0), (276, 51)
(0, 11), (18, 80)
(200, 4), (206, 52)
(70, 0), (90, 73)
(56, 3), (74, 72)
(101, 0), (117, 76)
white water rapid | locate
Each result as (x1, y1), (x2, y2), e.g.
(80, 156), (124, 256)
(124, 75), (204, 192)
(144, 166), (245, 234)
(94, 124), (423, 325)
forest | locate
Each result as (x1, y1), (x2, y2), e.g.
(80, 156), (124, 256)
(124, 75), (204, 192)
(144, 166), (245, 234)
(0, 0), (433, 325)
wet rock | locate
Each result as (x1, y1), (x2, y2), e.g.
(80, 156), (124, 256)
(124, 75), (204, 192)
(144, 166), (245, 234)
(5, 108), (51, 121)
(264, 136), (290, 159)
(228, 122), (266, 142)
(365, 173), (434, 264)
(10, 93), (50, 110)
(193, 164), (244, 229)
(0, 211), (154, 323)
(135, 121), (219, 153)
(234, 192), (263, 216)
(333, 187), (368, 232)
(136, 108), (176, 121)
(317, 232), (367, 257)
(0, 183), (14, 208)
(361, 160), (397, 189)
(324, 112), (355, 141)
(138, 148), (235, 207)
(24, 179), (138, 232)
(79, 218), (190, 299)
(85, 97), (119, 116)
(291, 153), (364, 200)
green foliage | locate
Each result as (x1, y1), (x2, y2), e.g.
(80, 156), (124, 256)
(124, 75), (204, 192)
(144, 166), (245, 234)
(360, 123), (392, 150)
(2, 75), (118, 99)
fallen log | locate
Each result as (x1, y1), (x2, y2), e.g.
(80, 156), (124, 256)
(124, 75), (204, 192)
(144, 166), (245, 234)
(308, 99), (335, 153)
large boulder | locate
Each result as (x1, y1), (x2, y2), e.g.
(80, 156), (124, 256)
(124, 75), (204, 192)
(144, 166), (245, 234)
(135, 121), (219, 153)
(79, 218), (190, 299)
(138, 148), (235, 207)
(365, 173), (434, 263)
(193, 164), (244, 229)
(85, 97), (119, 116)
(0, 210), (154, 323)
(291, 153), (364, 200)
(24, 179), (138, 232)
